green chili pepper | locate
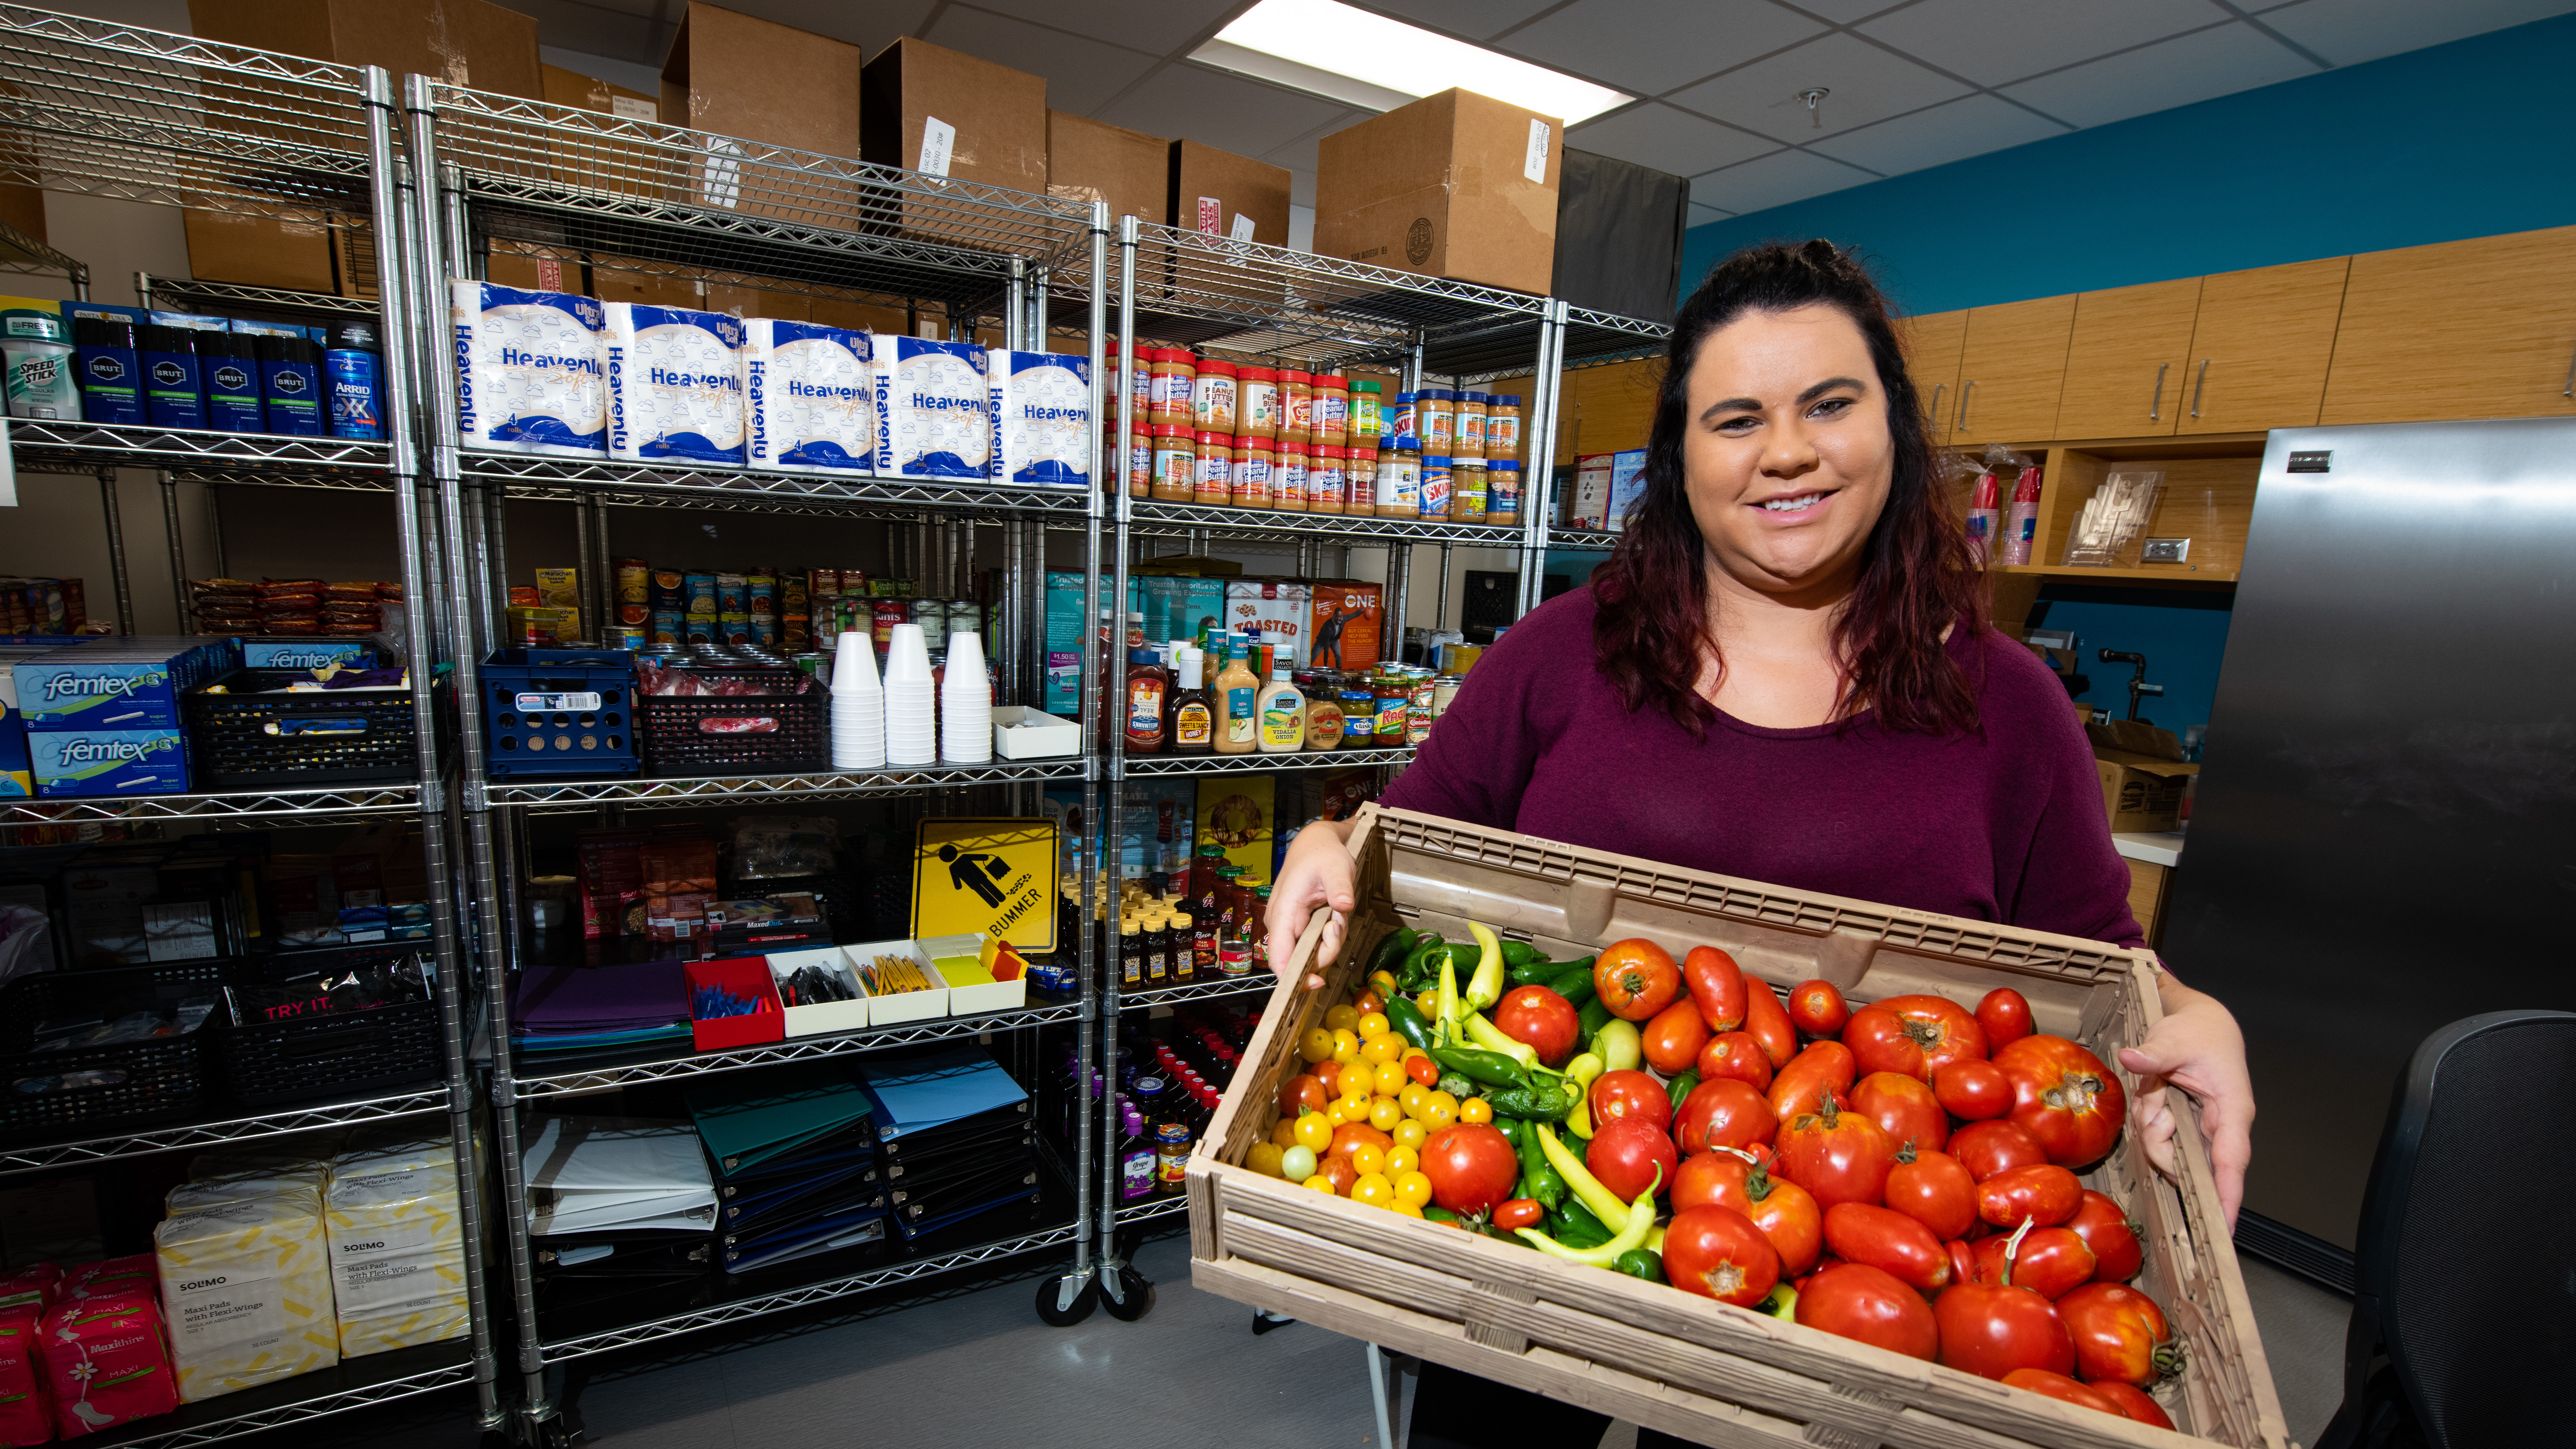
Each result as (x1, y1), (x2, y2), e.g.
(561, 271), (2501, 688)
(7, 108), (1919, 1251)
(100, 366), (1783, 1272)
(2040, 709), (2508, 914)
(1436, 1073), (1475, 1100)
(1506, 960), (1559, 988)
(1515, 1116), (1568, 1211)
(1383, 998), (1437, 1052)
(1577, 995), (1614, 1040)
(1422, 1206), (1463, 1228)
(1499, 940), (1545, 969)
(1546, 1199), (1613, 1249)
(1429, 1044), (1530, 1091)
(1547, 962), (1598, 1009)
(1666, 1070), (1702, 1116)
(1614, 1249), (1665, 1283)
(1491, 1116), (1525, 1149)
(1482, 1084), (1572, 1122)
(1369, 926), (1419, 978)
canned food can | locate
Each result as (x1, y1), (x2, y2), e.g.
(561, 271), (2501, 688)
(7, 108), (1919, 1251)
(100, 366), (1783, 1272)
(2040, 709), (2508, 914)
(605, 624), (647, 649)
(872, 598), (906, 649)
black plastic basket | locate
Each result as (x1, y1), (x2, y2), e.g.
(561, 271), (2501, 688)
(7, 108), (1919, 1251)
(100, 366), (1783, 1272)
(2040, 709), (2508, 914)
(638, 669), (825, 778)
(218, 943), (444, 1106)
(186, 668), (422, 788)
(0, 962), (226, 1143)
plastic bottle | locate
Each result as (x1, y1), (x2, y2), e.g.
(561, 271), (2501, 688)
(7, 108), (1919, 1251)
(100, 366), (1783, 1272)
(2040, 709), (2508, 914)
(1167, 646), (1212, 755)
(0, 310), (78, 421)
(1119, 1091), (1159, 1202)
(1256, 661), (1305, 753)
(2002, 466), (2044, 565)
(1124, 647), (1169, 755)
(1119, 915), (1142, 989)
(1213, 640), (1259, 755)
(325, 320), (383, 440)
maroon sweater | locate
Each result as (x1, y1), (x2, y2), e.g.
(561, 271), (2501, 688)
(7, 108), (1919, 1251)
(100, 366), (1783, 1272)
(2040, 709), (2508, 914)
(1384, 588), (2142, 948)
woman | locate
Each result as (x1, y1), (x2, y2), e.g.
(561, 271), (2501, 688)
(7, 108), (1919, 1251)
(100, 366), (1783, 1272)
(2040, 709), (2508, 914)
(1266, 241), (2252, 1449)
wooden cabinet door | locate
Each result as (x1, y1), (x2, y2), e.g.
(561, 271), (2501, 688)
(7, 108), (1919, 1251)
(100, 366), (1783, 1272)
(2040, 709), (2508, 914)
(2053, 278), (2201, 440)
(1953, 295), (2074, 445)
(2320, 226), (2576, 424)
(1895, 309), (1966, 435)
(2177, 257), (2350, 434)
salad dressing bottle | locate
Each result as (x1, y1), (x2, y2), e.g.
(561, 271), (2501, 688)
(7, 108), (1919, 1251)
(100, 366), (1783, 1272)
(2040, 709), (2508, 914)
(1213, 641), (1260, 755)
(1256, 661), (1305, 752)
(1167, 647), (1213, 755)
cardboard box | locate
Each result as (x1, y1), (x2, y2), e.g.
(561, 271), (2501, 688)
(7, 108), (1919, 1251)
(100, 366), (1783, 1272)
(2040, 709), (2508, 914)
(861, 38), (1047, 191)
(990, 705), (1077, 761)
(1224, 579), (1312, 667)
(660, 1), (863, 217)
(542, 62), (657, 123)
(540, 61), (665, 199)
(1308, 580), (1381, 672)
(0, 185), (43, 244)
(1314, 88), (1562, 296)
(1166, 140), (1290, 246)
(2088, 719), (2199, 833)
(182, 209), (336, 295)
(1047, 111), (1164, 228)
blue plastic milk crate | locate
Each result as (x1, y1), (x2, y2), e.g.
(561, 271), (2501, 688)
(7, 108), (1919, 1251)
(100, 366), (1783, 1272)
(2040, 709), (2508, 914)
(482, 649), (640, 776)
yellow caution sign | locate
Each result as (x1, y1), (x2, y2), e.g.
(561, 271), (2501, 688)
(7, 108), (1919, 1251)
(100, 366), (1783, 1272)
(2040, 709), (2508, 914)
(911, 817), (1059, 951)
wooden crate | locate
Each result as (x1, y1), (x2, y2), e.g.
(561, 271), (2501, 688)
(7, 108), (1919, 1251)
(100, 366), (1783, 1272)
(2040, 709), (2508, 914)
(1187, 805), (2289, 1449)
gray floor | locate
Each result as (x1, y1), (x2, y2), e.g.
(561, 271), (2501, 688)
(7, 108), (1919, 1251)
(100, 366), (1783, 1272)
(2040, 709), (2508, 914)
(276, 1236), (2354, 1449)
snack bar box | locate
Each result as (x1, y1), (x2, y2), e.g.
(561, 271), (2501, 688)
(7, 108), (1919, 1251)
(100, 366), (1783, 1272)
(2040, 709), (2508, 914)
(1186, 804), (2290, 1449)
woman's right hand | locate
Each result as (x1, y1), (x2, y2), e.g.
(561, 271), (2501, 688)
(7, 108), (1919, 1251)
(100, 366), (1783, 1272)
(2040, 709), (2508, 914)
(1265, 816), (1360, 990)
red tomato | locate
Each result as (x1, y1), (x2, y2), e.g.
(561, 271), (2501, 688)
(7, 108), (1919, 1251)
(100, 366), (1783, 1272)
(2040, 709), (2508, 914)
(1932, 1059), (2013, 1121)
(1594, 939), (1682, 1022)
(1673, 1151), (1822, 1276)
(1851, 1071), (1949, 1154)
(1794, 1253), (1847, 1294)
(1844, 994), (1989, 1082)
(1279, 1072), (1329, 1118)
(2012, 1228), (2097, 1299)
(2065, 1190), (2144, 1283)
(2001, 1369), (2125, 1417)
(2090, 1381), (2176, 1429)
(1663, 1206), (1780, 1307)
(1682, 945), (1747, 1033)
(2058, 1282), (2177, 1387)
(1419, 1123), (1519, 1215)
(1821, 1203), (1950, 1294)
(1669, 1150), (1739, 1213)
(1950, 1119), (2050, 1182)
(1492, 985), (1580, 1066)
(1794, 1263), (1938, 1360)
(1675, 1077), (1776, 1155)
(1977, 987), (2035, 1050)
(1976, 1164), (2083, 1228)
(1587, 1118), (1679, 1204)
(1945, 1237), (1976, 1287)
(1785, 978), (1850, 1039)
(1933, 1280), (2075, 1381)
(1994, 1035), (2128, 1167)
(1328, 1122), (1394, 1159)
(1490, 1198), (1544, 1231)
(1766, 1040), (1857, 1121)
(1643, 997), (1711, 1076)
(1697, 1031), (1773, 1091)
(1772, 1090), (1894, 1211)
(1589, 1069), (1673, 1135)
(1405, 1054), (1442, 1088)
(1883, 1146), (1977, 1241)
(1739, 973), (1800, 1068)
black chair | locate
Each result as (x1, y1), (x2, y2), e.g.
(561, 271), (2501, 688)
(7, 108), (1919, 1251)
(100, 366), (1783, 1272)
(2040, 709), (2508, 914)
(2315, 1010), (2576, 1449)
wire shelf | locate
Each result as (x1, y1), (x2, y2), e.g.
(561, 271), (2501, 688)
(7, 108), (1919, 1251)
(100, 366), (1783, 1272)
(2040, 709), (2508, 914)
(456, 451), (1093, 521)
(0, 780), (421, 823)
(135, 270), (377, 318)
(0, 212), (80, 284)
(8, 418), (393, 479)
(1548, 527), (1622, 551)
(1119, 745), (1414, 778)
(72, 1341), (475, 1449)
(1127, 498), (1526, 548)
(488, 760), (1084, 813)
(1111, 972), (1279, 1010)
(511, 995), (1086, 1099)
(425, 83), (1090, 312)
(0, 1086), (448, 1175)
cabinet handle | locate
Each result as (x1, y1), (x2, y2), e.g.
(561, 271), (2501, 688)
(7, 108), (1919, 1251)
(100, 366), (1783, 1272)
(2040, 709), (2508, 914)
(2149, 362), (2169, 421)
(1957, 380), (1976, 433)
(2189, 359), (2209, 420)
(2563, 344), (2574, 398)
(1928, 382), (1946, 428)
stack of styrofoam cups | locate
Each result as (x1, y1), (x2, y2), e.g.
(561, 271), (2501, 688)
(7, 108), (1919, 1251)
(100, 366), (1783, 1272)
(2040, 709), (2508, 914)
(883, 623), (937, 766)
(940, 628), (993, 764)
(829, 630), (884, 770)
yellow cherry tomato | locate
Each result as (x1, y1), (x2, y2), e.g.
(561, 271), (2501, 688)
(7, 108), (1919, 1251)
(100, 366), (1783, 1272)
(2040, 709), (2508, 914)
(1292, 1112), (1333, 1152)
(1303, 1175), (1337, 1194)
(1327, 1097), (1363, 1125)
(1350, 1172), (1395, 1208)
(1394, 1169), (1433, 1207)
(1459, 1097), (1493, 1125)
(1367, 1097), (1404, 1133)
(1336, 1063), (1372, 1100)
(1386, 1144), (1419, 1178)
(1373, 1061), (1408, 1096)
(1356, 1011), (1390, 1040)
(1420, 1091), (1459, 1129)
(1246, 1143), (1286, 1179)
(1368, 970), (1399, 997)
(1330, 1028), (1361, 1065)
(1393, 1119), (1427, 1150)
(1324, 1004), (1359, 1032)
(1271, 1116), (1299, 1148)
(1416, 988), (1441, 1018)
(1299, 1028), (1333, 1064)
(1362, 1034), (1405, 1066)
(1348, 1143), (1386, 1177)
(1399, 1082), (1429, 1118)
(1387, 1200), (1425, 1219)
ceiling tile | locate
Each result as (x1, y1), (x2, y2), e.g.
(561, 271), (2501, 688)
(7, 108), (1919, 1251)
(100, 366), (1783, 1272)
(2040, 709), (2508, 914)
(922, 6), (1158, 114)
(1665, 31), (1972, 143)
(1354, 0), (1562, 41)
(1998, 20), (2315, 127)
(1495, 0), (1825, 97)
(725, 0), (935, 53)
(2255, 0), (2576, 67)
(1809, 92), (2064, 172)
(954, 0), (1244, 57)
(1096, 63), (1359, 158)
(1569, 102), (1781, 177)
(1857, 0), (2231, 87)
(1688, 201), (1735, 225)
(1775, 0), (1920, 22)
(1687, 147), (1875, 213)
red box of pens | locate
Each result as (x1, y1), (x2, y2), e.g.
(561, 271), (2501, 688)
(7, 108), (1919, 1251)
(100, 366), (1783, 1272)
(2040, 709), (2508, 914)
(685, 956), (785, 1051)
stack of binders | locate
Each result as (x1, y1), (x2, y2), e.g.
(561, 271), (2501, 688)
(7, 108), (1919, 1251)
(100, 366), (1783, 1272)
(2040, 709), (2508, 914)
(523, 1117), (718, 1303)
(688, 1064), (888, 1274)
(857, 1046), (1042, 1242)
(512, 955), (692, 1054)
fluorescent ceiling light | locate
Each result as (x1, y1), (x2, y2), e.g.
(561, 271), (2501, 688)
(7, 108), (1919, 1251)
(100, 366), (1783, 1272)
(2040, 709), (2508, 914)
(1200, 0), (1632, 125)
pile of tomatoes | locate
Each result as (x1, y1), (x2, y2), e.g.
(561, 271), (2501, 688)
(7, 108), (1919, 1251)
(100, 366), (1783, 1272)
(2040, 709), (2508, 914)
(1244, 993), (1506, 1218)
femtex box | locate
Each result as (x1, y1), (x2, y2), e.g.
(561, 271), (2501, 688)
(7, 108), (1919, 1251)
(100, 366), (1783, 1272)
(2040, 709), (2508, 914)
(16, 636), (241, 797)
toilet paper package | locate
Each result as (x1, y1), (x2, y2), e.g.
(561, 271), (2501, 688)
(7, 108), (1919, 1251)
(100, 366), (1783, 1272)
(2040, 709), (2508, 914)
(37, 1293), (174, 1439)
(873, 337), (989, 479)
(449, 281), (607, 457)
(154, 1199), (339, 1402)
(325, 1159), (467, 1358)
(605, 303), (746, 466)
(743, 320), (873, 474)
(990, 350), (1091, 487)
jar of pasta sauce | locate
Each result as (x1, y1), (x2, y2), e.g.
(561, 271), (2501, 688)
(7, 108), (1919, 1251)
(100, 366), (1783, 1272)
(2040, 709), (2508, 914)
(1275, 437), (1308, 512)
(1313, 372), (1349, 444)
(1149, 349), (1196, 426)
(1308, 444), (1346, 515)
(1230, 434), (1274, 509)
(1149, 424), (1195, 504)
(1278, 369), (1313, 443)
(1192, 359), (1237, 434)
(1194, 430), (1233, 507)
(1456, 391), (1488, 459)
(1372, 674), (1410, 746)
(1407, 670), (1435, 745)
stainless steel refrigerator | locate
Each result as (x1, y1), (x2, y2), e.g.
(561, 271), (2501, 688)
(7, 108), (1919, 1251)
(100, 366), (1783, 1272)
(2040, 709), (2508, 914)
(2163, 417), (2576, 1258)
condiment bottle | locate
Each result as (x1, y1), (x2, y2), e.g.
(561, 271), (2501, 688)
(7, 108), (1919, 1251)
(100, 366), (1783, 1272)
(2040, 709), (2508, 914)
(1119, 915), (1143, 988)
(1275, 438), (1308, 512)
(1125, 647), (1169, 755)
(1486, 459), (1521, 528)
(1238, 367), (1280, 439)
(1213, 640), (1260, 754)
(1313, 371), (1348, 444)
(1487, 393), (1523, 460)
(1304, 689), (1346, 750)
(1377, 443), (1421, 519)
(1192, 358), (1237, 434)
(1143, 912), (1169, 984)
(1191, 906), (1217, 976)
(1278, 369), (1312, 443)
(1169, 912), (1196, 983)
(1350, 379), (1382, 441)
(1167, 646), (1212, 755)
(1419, 388), (1456, 452)
(1251, 886), (1274, 973)
(1193, 430), (1232, 506)
(1149, 349), (1196, 426)
(1418, 454), (1452, 521)
(1149, 424), (1194, 503)
(1309, 444), (1346, 515)
(1457, 391), (1488, 459)
(1256, 661), (1305, 754)
(1230, 433), (1274, 508)
(1452, 457), (1487, 523)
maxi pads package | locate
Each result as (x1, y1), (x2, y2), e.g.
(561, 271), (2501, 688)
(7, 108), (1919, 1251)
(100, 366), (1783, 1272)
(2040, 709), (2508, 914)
(450, 281), (607, 456)
(743, 319), (873, 474)
(167, 1167), (326, 1217)
(38, 1293), (176, 1438)
(605, 303), (746, 465)
(324, 1159), (467, 1357)
(874, 337), (989, 479)
(991, 350), (1091, 487)
(153, 1198), (339, 1402)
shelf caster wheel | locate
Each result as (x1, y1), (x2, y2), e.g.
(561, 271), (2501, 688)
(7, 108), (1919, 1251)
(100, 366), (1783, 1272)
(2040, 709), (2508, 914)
(534, 1416), (578, 1449)
(1100, 1263), (1155, 1321)
(1035, 1269), (1098, 1326)
(1251, 1309), (1296, 1336)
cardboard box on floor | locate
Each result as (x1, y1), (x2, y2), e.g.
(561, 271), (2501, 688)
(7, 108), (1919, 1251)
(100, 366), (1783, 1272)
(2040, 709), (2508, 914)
(2088, 718), (2198, 833)
(1166, 140), (1289, 246)
(1047, 111), (1164, 229)
(659, 2), (863, 218)
(1315, 88), (1562, 296)
(860, 37), (1047, 239)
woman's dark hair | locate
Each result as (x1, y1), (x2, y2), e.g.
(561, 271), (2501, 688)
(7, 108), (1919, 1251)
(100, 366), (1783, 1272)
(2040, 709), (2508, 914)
(1591, 239), (1985, 736)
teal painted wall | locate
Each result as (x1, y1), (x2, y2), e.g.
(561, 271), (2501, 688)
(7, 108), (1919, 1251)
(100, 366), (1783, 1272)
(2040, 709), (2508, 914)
(1679, 12), (2576, 317)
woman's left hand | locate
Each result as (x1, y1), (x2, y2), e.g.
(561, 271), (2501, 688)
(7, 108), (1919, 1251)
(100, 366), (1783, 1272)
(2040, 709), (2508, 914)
(2117, 968), (2255, 1228)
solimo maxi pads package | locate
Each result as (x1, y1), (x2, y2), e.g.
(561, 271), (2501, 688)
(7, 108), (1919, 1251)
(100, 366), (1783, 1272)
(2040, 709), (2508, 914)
(449, 281), (607, 456)
(743, 320), (874, 474)
(153, 1198), (339, 1402)
(325, 1159), (467, 1357)
(874, 336), (988, 479)
(990, 350), (1091, 486)
(605, 303), (747, 465)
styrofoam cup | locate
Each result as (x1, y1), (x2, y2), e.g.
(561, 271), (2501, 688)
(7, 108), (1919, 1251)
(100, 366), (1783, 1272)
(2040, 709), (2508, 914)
(832, 631), (879, 694)
(884, 624), (931, 685)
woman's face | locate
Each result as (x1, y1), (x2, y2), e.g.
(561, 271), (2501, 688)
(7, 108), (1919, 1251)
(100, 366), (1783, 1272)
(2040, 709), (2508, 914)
(1680, 303), (1896, 601)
